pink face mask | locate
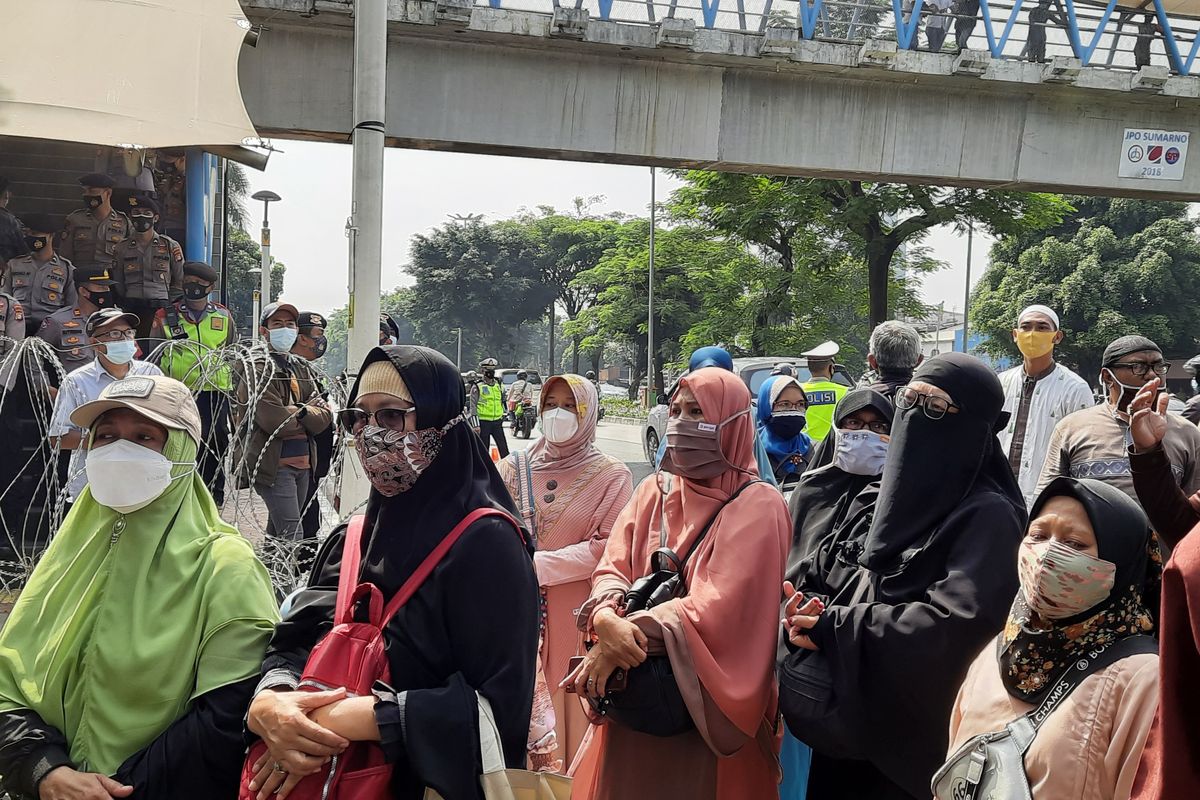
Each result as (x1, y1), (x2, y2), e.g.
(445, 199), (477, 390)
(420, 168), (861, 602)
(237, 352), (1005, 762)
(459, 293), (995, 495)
(1018, 538), (1116, 620)
(659, 406), (750, 481)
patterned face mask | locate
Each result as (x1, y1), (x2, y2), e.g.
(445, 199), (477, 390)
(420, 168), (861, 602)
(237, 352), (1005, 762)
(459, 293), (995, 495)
(1018, 538), (1117, 620)
(353, 414), (462, 497)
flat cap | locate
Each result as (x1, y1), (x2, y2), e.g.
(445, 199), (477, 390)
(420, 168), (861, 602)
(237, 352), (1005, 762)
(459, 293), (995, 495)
(79, 173), (116, 189)
(1102, 335), (1161, 367)
(183, 262), (219, 283)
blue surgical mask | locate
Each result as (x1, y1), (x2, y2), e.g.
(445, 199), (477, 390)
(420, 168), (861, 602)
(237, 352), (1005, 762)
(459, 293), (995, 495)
(269, 327), (298, 352)
(103, 340), (137, 365)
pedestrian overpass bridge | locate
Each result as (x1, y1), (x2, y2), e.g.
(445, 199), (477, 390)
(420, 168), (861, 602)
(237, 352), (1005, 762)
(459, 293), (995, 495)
(238, 0), (1200, 198)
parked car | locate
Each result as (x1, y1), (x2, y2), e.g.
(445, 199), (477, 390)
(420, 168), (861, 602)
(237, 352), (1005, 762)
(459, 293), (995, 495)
(641, 357), (857, 463)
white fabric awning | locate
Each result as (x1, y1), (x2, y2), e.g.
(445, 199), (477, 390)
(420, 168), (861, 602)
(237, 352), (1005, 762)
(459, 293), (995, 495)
(0, 0), (258, 149)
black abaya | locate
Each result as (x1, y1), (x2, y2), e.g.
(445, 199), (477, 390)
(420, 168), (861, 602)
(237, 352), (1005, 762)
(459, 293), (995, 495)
(258, 346), (539, 800)
(784, 354), (1027, 799)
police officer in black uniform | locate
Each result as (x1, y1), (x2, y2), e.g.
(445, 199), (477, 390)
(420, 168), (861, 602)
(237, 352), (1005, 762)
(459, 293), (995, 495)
(2, 214), (77, 336)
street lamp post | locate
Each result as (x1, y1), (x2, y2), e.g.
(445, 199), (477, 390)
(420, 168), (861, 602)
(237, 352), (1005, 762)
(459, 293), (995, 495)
(251, 190), (281, 326)
(961, 222), (974, 353)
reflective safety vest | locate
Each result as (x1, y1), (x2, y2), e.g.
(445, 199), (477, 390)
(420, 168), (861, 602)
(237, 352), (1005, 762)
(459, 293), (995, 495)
(477, 381), (504, 421)
(801, 379), (849, 443)
(158, 302), (233, 391)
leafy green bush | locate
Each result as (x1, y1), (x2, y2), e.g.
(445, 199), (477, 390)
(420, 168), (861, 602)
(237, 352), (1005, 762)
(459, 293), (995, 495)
(602, 397), (644, 418)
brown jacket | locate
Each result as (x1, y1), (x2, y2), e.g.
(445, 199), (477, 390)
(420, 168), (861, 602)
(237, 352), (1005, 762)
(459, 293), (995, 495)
(231, 350), (331, 490)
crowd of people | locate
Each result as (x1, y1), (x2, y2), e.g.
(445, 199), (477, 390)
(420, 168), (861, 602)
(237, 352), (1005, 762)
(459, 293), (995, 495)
(0, 239), (1195, 800)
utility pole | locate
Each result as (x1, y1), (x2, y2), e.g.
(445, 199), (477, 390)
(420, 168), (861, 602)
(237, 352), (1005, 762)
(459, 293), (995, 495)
(547, 305), (556, 376)
(455, 327), (463, 371)
(342, 0), (387, 513)
(962, 222), (974, 353)
(647, 167), (656, 406)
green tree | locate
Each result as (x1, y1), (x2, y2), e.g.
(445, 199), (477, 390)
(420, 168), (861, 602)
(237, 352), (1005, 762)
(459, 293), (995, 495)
(404, 219), (555, 367)
(513, 205), (627, 373)
(225, 227), (285, 337)
(972, 197), (1200, 380)
(225, 162), (250, 232)
(570, 222), (714, 398)
(671, 171), (1071, 329)
(322, 287), (417, 375)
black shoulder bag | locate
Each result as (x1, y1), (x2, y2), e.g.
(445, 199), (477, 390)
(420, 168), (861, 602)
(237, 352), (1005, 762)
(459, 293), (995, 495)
(595, 479), (766, 737)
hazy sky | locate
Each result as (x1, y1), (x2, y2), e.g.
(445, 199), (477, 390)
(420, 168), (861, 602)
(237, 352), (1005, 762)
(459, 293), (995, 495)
(244, 140), (990, 320)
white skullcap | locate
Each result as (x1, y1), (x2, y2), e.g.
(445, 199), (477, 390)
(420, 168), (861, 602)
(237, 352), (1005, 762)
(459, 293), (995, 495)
(1018, 304), (1060, 329)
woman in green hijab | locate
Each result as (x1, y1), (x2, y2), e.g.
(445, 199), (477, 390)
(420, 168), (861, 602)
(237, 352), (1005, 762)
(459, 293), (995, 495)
(0, 375), (279, 800)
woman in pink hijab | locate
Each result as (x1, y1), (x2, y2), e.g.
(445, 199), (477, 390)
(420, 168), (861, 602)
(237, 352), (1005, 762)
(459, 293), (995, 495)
(498, 374), (633, 770)
(567, 367), (791, 799)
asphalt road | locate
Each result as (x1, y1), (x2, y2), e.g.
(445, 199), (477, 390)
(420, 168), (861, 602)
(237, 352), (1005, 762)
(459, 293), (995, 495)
(507, 418), (654, 484)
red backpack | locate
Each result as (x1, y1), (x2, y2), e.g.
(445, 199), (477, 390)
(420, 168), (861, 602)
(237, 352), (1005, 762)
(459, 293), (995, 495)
(240, 508), (519, 800)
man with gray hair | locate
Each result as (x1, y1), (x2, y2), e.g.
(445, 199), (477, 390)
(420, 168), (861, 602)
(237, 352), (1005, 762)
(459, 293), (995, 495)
(866, 320), (923, 400)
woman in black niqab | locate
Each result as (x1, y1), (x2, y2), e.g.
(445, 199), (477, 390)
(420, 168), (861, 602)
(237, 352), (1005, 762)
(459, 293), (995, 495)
(252, 345), (539, 800)
(784, 353), (1027, 800)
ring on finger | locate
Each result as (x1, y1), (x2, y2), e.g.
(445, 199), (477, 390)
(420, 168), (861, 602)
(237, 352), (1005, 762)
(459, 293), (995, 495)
(273, 762), (287, 774)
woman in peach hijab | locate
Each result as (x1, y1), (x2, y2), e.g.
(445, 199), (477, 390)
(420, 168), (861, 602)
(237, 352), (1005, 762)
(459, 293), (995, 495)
(498, 374), (633, 769)
(567, 367), (791, 799)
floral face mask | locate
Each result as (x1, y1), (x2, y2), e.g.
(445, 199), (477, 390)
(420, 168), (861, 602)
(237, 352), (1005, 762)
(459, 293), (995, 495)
(1018, 538), (1117, 620)
(354, 414), (463, 496)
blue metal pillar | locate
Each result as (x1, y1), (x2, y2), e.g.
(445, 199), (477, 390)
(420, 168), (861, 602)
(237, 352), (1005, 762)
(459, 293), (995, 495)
(184, 148), (213, 263)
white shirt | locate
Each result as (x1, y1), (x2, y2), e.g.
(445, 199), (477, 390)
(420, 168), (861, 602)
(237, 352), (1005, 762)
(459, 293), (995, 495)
(997, 362), (1095, 505)
(49, 358), (163, 501)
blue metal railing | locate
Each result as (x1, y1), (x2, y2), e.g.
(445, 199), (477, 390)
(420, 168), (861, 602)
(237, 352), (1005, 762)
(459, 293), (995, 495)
(483, 0), (1200, 76)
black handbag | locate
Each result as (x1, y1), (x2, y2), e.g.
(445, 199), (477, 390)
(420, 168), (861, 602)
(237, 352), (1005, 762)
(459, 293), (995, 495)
(777, 542), (875, 759)
(596, 480), (765, 737)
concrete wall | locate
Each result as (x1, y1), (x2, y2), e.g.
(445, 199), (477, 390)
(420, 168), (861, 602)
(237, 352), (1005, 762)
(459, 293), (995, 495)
(238, 2), (1200, 199)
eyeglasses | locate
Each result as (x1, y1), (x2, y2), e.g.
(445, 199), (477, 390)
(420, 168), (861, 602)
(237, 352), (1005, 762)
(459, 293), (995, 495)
(95, 329), (136, 342)
(895, 386), (960, 420)
(1108, 361), (1170, 377)
(772, 401), (807, 413)
(337, 406), (415, 435)
(840, 418), (891, 435)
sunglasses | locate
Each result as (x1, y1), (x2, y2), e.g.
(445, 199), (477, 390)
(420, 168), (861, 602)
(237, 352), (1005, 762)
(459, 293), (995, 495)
(337, 406), (415, 435)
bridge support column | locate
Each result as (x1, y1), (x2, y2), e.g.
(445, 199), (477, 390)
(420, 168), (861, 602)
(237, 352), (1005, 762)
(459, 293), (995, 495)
(341, 0), (388, 514)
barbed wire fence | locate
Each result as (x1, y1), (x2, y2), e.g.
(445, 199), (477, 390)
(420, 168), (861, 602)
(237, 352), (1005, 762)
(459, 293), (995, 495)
(0, 335), (357, 608)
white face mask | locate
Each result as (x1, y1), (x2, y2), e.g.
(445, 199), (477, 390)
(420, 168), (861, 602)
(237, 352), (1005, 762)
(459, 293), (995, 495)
(268, 327), (299, 352)
(833, 430), (890, 476)
(85, 438), (191, 514)
(540, 407), (579, 444)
